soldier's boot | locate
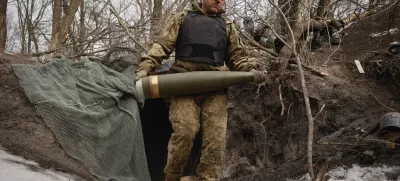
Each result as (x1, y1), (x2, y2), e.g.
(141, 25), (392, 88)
(165, 95), (201, 181)
(196, 92), (228, 180)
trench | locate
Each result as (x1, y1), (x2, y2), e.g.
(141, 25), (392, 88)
(140, 98), (202, 181)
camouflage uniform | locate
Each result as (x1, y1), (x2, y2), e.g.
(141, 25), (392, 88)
(137, 5), (255, 181)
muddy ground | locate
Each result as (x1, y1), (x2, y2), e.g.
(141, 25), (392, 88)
(221, 5), (400, 181)
(1, 4), (400, 181)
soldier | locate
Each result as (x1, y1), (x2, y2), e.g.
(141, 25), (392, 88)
(310, 19), (344, 51)
(135, 0), (267, 180)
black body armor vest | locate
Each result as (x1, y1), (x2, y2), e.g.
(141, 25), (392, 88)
(175, 12), (228, 66)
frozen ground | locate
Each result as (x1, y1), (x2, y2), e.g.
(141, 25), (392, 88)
(289, 164), (400, 181)
(0, 147), (80, 181)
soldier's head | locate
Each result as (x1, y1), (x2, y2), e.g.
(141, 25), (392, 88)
(201, 0), (225, 15)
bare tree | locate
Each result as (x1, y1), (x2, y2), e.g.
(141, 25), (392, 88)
(46, 0), (83, 60)
(3, 0), (391, 59)
(13, 0), (50, 54)
(0, 0), (7, 53)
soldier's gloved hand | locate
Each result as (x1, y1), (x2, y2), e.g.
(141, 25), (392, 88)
(250, 69), (267, 84)
(135, 70), (148, 81)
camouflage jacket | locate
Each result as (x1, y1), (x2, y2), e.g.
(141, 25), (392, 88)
(137, 6), (255, 73)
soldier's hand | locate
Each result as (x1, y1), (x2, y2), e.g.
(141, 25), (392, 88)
(250, 69), (267, 84)
(135, 70), (148, 81)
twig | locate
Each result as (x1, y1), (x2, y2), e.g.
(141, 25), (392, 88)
(319, 127), (346, 142)
(30, 28), (114, 57)
(386, 0), (400, 32)
(317, 141), (368, 146)
(248, 173), (258, 181)
(30, 49), (59, 57)
(370, 94), (397, 112)
(0, 86), (19, 98)
(279, 84), (285, 116)
(347, 136), (400, 146)
(321, 43), (341, 67)
(68, 48), (110, 58)
(316, 159), (330, 181)
(313, 105), (326, 119)
(287, 102), (294, 122)
(109, 5), (148, 54)
(301, 63), (328, 77)
(260, 114), (272, 159)
(260, 114), (272, 138)
(289, 64), (327, 77)
(256, 82), (266, 94)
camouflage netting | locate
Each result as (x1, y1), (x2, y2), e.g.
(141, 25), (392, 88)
(12, 58), (150, 181)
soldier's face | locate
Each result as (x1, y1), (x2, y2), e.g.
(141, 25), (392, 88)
(202, 0), (225, 15)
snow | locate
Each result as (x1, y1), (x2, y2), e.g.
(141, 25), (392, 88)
(2, 146), (400, 181)
(0, 148), (80, 181)
(288, 164), (400, 181)
(370, 28), (399, 37)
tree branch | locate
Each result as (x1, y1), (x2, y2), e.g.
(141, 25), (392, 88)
(109, 4), (148, 54)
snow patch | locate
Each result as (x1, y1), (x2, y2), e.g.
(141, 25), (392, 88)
(0, 148), (80, 181)
(288, 164), (400, 181)
(370, 28), (399, 37)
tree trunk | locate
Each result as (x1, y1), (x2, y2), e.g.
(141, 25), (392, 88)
(69, 23), (77, 54)
(277, 0), (311, 71)
(31, 28), (39, 52)
(50, 0), (61, 49)
(26, 0), (32, 54)
(150, 0), (163, 39)
(78, 0), (85, 53)
(316, 0), (330, 18)
(16, 0), (26, 54)
(29, 0), (39, 53)
(46, 0), (83, 60)
(0, 0), (7, 53)
(57, 0), (83, 46)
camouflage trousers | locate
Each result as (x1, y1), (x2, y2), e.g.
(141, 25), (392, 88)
(164, 90), (228, 181)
